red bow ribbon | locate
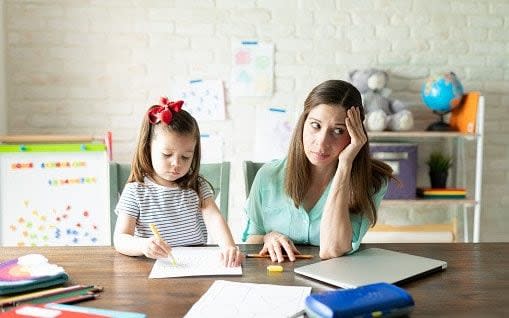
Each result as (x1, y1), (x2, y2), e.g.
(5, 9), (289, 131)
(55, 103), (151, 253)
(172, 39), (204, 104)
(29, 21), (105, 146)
(148, 97), (184, 125)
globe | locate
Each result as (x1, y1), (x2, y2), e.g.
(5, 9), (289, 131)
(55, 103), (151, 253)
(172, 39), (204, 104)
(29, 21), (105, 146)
(421, 72), (464, 131)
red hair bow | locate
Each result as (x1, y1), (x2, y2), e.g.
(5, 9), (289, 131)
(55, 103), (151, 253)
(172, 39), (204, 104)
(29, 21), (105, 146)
(148, 97), (184, 125)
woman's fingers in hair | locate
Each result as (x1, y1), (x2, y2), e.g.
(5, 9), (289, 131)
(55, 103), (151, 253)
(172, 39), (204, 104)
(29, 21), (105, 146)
(347, 107), (366, 145)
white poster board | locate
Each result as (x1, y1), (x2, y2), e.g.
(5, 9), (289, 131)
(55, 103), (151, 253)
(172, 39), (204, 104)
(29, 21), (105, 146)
(0, 145), (110, 246)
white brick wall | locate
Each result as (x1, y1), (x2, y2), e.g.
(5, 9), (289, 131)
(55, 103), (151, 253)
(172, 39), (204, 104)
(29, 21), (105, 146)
(4, 0), (509, 242)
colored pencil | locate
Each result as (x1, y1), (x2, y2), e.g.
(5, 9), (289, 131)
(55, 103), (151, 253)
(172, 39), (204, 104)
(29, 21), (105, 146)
(52, 293), (99, 304)
(149, 223), (177, 265)
(246, 254), (314, 259)
(0, 285), (93, 307)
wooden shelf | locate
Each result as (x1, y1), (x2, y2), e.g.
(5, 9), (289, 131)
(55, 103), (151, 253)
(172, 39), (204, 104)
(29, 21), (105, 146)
(381, 199), (476, 207)
(368, 131), (476, 139)
(0, 135), (104, 143)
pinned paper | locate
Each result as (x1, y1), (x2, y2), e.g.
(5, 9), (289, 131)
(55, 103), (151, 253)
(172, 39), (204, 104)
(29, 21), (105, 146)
(200, 133), (223, 164)
(174, 79), (226, 121)
(231, 41), (274, 96)
(254, 107), (293, 161)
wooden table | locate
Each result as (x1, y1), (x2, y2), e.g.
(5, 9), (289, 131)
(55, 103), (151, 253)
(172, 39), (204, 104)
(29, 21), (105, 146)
(1, 243), (508, 317)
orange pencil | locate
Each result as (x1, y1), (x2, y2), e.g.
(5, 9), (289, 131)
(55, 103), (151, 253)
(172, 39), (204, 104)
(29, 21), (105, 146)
(246, 254), (314, 259)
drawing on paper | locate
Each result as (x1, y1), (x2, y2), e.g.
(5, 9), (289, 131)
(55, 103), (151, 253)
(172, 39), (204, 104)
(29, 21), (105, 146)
(231, 41), (274, 96)
(149, 247), (242, 279)
(175, 80), (225, 121)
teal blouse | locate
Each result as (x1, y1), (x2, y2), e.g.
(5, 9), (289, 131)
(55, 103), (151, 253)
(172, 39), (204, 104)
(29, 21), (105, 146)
(242, 158), (388, 253)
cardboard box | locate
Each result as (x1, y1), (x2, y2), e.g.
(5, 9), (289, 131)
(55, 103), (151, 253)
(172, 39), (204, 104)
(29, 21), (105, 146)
(370, 143), (417, 199)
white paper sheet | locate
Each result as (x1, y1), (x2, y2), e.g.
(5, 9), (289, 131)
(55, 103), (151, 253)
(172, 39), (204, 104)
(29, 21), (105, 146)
(149, 247), (242, 279)
(185, 280), (311, 318)
(200, 133), (223, 164)
(254, 107), (293, 161)
(231, 41), (274, 96)
(174, 79), (226, 121)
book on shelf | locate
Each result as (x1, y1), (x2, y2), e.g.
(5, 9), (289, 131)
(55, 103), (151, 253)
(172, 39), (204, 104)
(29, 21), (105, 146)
(417, 187), (466, 199)
(450, 91), (480, 134)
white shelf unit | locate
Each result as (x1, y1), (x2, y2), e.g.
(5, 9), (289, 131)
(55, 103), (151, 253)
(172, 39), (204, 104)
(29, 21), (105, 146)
(367, 96), (485, 243)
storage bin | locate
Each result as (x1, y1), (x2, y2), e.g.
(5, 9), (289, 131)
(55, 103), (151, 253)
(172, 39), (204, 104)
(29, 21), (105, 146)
(370, 143), (417, 199)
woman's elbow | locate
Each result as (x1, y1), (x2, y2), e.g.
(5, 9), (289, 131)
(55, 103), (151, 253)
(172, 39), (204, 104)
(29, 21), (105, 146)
(319, 245), (351, 259)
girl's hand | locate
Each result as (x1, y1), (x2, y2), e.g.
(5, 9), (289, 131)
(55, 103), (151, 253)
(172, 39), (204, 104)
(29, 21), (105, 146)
(338, 107), (367, 167)
(143, 237), (172, 259)
(260, 231), (301, 263)
(220, 246), (244, 267)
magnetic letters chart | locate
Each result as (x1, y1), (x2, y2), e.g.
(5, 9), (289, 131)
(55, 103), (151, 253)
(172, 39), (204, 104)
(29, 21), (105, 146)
(0, 144), (110, 246)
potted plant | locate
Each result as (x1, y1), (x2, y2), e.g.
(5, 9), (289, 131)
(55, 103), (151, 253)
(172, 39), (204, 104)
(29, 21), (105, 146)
(426, 150), (453, 188)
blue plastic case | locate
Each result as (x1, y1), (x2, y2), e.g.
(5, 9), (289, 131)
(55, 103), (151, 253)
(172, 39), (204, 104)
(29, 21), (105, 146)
(305, 282), (414, 318)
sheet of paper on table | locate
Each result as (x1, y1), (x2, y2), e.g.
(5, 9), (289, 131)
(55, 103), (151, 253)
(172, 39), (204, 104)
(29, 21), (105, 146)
(184, 280), (311, 318)
(149, 247), (242, 279)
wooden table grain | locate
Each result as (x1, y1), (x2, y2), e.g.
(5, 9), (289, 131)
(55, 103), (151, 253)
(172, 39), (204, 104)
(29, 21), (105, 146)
(1, 243), (508, 317)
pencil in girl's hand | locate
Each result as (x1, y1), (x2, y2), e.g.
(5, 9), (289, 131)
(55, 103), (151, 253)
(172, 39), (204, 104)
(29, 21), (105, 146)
(149, 223), (177, 265)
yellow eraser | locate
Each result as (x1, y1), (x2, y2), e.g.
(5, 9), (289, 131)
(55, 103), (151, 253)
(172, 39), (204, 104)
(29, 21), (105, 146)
(267, 265), (284, 272)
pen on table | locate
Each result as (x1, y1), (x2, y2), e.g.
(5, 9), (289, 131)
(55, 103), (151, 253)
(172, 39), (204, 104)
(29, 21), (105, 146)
(51, 293), (99, 305)
(28, 286), (103, 305)
(246, 254), (314, 259)
(0, 285), (94, 307)
(149, 223), (177, 265)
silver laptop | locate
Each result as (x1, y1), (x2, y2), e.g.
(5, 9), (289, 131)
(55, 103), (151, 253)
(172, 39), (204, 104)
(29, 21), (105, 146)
(294, 248), (447, 289)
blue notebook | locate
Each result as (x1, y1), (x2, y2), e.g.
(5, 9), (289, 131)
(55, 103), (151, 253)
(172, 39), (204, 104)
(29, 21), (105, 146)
(0, 254), (68, 295)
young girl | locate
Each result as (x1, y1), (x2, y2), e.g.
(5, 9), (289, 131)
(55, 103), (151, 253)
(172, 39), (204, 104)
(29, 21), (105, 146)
(114, 97), (243, 267)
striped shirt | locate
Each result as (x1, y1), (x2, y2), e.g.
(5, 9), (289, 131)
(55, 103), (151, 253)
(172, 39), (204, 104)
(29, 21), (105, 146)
(115, 176), (212, 246)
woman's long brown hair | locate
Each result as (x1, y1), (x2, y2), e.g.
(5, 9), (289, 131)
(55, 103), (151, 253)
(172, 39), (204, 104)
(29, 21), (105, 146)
(285, 80), (393, 226)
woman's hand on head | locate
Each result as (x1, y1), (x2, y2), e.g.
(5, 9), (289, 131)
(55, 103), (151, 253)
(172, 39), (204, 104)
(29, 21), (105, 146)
(338, 107), (367, 167)
(220, 246), (244, 267)
(260, 231), (301, 263)
(143, 237), (172, 259)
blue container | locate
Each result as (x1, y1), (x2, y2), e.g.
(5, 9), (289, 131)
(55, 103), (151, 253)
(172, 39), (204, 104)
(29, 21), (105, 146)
(305, 282), (414, 318)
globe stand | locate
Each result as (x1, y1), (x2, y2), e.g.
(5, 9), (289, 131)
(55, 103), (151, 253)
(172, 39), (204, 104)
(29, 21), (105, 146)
(426, 111), (452, 131)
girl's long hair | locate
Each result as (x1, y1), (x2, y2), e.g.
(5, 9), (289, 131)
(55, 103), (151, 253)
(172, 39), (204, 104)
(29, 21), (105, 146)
(129, 106), (207, 201)
(285, 80), (393, 226)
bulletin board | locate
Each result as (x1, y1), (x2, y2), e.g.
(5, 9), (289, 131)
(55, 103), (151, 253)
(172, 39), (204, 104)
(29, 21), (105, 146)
(0, 143), (110, 247)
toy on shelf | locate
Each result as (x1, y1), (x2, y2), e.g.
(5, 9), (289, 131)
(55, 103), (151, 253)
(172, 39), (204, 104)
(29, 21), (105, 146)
(349, 68), (414, 132)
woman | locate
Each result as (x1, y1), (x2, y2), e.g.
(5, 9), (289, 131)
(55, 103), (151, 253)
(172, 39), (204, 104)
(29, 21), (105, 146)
(242, 80), (393, 261)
